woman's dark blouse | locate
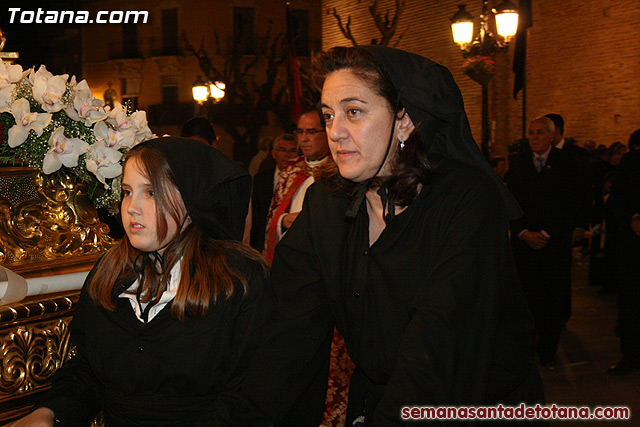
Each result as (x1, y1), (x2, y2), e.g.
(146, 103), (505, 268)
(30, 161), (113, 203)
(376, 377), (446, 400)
(241, 158), (542, 426)
(39, 255), (273, 426)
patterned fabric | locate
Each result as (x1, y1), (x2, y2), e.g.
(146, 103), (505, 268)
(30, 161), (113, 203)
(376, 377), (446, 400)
(321, 329), (355, 427)
(264, 156), (327, 262)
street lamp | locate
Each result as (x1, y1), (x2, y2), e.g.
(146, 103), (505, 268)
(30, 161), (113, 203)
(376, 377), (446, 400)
(451, 1), (518, 157)
(209, 81), (226, 103)
(192, 76), (208, 104)
(192, 76), (226, 104)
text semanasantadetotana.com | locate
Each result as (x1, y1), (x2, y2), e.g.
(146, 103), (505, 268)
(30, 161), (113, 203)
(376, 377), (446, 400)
(401, 403), (630, 421)
(7, 8), (148, 24)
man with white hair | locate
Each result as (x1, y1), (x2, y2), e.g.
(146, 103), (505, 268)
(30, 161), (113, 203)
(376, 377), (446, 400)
(506, 116), (583, 369)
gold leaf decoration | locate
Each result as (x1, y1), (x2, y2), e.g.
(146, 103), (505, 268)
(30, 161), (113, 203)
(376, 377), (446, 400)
(0, 167), (113, 266)
(0, 319), (72, 395)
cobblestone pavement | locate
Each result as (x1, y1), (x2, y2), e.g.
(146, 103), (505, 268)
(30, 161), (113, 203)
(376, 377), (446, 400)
(538, 249), (639, 426)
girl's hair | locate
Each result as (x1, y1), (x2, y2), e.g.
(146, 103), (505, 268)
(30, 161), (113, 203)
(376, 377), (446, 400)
(314, 46), (432, 207)
(87, 145), (267, 321)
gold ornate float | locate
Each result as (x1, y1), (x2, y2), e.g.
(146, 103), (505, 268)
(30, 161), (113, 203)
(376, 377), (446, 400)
(0, 29), (154, 422)
(0, 167), (113, 276)
(0, 166), (113, 423)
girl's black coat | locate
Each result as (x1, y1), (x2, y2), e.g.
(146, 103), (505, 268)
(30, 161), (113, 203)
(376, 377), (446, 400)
(40, 256), (273, 426)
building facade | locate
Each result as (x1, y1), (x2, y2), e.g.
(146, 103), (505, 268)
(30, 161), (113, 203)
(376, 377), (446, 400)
(322, 0), (640, 157)
(79, 0), (322, 158)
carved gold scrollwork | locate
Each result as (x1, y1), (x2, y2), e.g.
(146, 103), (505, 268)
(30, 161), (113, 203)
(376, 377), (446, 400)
(0, 168), (113, 265)
(0, 319), (72, 395)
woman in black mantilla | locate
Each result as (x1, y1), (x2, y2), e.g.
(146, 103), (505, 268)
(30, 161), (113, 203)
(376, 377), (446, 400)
(236, 45), (545, 427)
(12, 137), (273, 426)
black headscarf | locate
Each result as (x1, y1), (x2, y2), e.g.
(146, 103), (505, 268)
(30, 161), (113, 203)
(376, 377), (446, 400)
(359, 45), (522, 220)
(134, 137), (251, 241)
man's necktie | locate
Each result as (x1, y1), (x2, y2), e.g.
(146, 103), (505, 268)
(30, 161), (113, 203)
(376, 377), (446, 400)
(536, 156), (545, 173)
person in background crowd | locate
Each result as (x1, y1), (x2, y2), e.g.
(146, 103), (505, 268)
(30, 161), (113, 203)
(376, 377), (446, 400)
(607, 128), (640, 375)
(544, 113), (592, 325)
(248, 135), (275, 177)
(249, 133), (298, 252)
(235, 45), (545, 427)
(11, 138), (272, 426)
(490, 156), (507, 182)
(263, 110), (332, 262)
(608, 141), (628, 167)
(506, 116), (583, 369)
(628, 129), (640, 152)
(583, 139), (596, 152)
(180, 117), (218, 147)
(544, 113), (592, 244)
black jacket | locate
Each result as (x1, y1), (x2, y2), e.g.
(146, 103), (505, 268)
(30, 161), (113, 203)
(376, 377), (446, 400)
(250, 169), (275, 252)
(506, 148), (583, 248)
(40, 256), (273, 426)
(241, 159), (543, 426)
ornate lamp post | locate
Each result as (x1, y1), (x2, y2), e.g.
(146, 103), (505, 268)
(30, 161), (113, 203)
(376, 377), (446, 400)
(192, 76), (226, 122)
(192, 76), (226, 105)
(451, 1), (518, 157)
(192, 76), (209, 105)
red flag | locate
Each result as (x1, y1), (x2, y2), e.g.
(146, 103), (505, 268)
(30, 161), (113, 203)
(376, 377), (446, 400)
(286, 3), (303, 123)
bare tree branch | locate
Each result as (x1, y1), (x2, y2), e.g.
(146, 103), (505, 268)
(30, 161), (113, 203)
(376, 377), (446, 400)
(182, 32), (222, 82)
(183, 24), (291, 163)
(329, 7), (358, 46)
(329, 1), (405, 47)
(369, 0), (405, 46)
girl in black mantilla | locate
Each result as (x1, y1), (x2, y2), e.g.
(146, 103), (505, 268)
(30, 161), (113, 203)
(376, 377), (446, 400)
(12, 137), (273, 426)
(237, 46), (546, 426)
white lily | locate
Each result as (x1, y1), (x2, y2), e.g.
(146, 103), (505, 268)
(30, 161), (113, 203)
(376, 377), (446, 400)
(106, 102), (133, 130)
(30, 65), (69, 113)
(8, 98), (52, 147)
(32, 74), (69, 113)
(28, 65), (54, 85)
(130, 110), (155, 143)
(0, 60), (25, 88)
(94, 120), (135, 150)
(65, 80), (108, 126)
(85, 140), (123, 187)
(42, 126), (89, 174)
(0, 84), (15, 113)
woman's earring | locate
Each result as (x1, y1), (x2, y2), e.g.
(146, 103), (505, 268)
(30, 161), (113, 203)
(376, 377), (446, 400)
(399, 137), (406, 151)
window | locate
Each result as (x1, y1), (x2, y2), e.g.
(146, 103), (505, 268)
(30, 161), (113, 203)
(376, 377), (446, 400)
(122, 23), (138, 58)
(162, 9), (179, 55)
(120, 78), (140, 112)
(289, 9), (310, 57)
(233, 7), (254, 55)
(162, 86), (179, 105)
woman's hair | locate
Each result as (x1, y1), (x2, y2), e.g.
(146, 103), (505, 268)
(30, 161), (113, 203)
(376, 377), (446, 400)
(314, 46), (432, 207)
(87, 145), (267, 321)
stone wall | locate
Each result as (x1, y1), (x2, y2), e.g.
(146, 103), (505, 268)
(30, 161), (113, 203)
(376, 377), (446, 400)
(322, 0), (640, 157)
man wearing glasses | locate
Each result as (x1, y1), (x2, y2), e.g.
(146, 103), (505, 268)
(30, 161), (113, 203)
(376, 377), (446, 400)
(249, 133), (299, 252)
(264, 110), (331, 262)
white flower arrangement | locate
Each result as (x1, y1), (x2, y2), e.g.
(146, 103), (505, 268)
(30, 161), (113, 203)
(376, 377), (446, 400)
(0, 59), (155, 210)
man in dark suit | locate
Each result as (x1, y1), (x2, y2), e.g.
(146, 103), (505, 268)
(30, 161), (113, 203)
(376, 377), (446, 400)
(544, 113), (593, 324)
(506, 116), (583, 368)
(607, 129), (640, 375)
(545, 113), (593, 240)
(249, 134), (298, 252)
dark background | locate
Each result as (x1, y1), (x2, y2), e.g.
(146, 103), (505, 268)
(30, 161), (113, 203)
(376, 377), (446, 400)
(1, 1), (83, 76)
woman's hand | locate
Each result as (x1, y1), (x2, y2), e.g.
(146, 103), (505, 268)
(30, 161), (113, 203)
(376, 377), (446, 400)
(282, 212), (299, 231)
(521, 230), (549, 250)
(9, 407), (55, 427)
